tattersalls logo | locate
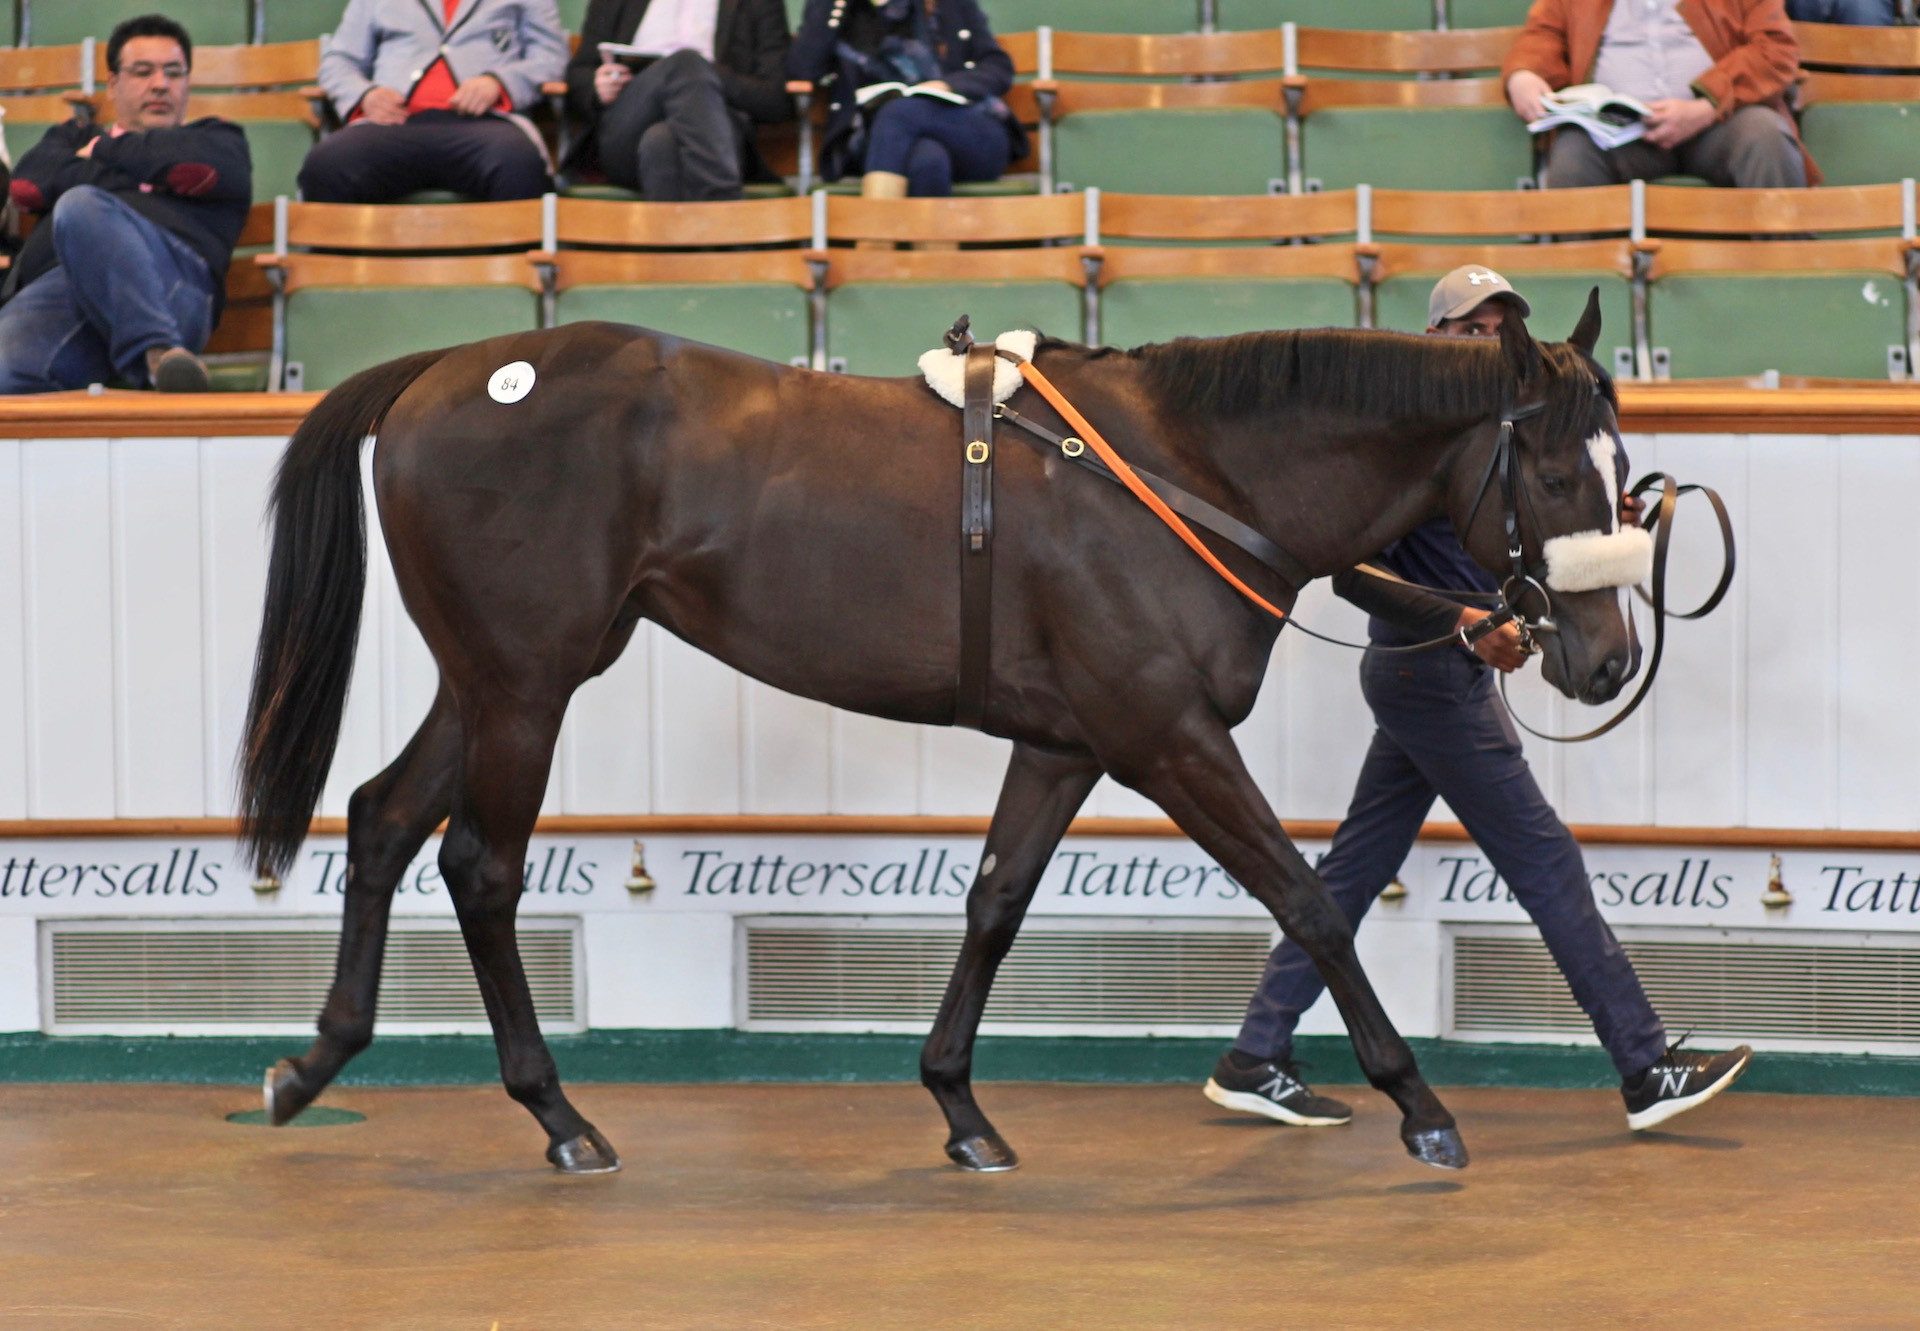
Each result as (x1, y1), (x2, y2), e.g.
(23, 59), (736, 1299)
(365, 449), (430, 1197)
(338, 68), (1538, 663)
(0, 848), (219, 899)
(676, 844), (1248, 902)
(307, 845), (597, 897)
(1817, 866), (1920, 917)
(1437, 853), (1734, 910)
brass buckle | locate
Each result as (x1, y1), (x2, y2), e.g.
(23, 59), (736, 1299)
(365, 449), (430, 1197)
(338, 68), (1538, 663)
(1060, 437), (1086, 458)
(966, 440), (991, 464)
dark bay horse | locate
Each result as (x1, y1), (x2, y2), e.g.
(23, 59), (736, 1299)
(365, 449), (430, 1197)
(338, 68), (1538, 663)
(240, 298), (1638, 1176)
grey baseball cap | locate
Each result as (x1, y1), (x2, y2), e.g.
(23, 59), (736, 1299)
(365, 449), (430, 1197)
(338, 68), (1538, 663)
(1428, 264), (1532, 326)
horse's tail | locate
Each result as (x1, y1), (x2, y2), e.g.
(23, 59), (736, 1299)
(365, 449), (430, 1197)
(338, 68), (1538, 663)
(238, 348), (447, 878)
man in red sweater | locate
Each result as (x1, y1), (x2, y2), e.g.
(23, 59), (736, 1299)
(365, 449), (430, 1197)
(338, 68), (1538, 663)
(1503, 0), (1818, 189)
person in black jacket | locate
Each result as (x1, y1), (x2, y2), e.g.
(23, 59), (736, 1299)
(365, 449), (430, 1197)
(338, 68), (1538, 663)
(564, 0), (794, 201)
(787, 0), (1025, 197)
(0, 14), (250, 393)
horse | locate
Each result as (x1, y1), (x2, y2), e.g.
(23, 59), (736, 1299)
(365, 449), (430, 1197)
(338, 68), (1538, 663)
(239, 293), (1643, 1177)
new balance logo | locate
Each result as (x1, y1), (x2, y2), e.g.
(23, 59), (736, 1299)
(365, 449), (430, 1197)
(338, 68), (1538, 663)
(1659, 1069), (1691, 1097)
(1258, 1073), (1299, 1101)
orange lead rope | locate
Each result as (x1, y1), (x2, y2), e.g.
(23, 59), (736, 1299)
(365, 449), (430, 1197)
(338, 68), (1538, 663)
(1013, 358), (1295, 623)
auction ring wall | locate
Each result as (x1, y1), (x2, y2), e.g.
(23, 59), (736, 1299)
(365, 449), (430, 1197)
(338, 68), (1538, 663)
(3, 389), (1919, 1056)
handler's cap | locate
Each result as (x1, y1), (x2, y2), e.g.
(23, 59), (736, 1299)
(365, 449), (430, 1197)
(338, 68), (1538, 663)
(1428, 264), (1532, 327)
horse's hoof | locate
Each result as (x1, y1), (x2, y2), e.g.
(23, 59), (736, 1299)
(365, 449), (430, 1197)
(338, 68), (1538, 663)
(263, 1059), (316, 1126)
(547, 1128), (622, 1175)
(1402, 1124), (1470, 1171)
(946, 1132), (1019, 1172)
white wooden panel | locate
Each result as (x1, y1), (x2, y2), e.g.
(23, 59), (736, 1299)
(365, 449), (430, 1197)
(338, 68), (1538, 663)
(831, 712), (918, 814)
(561, 621), (653, 814)
(22, 440), (116, 816)
(1233, 644), (1287, 815)
(112, 439), (207, 816)
(652, 632), (742, 813)
(1836, 436), (1920, 829)
(1744, 435), (1840, 828)
(917, 726), (1011, 816)
(1647, 433), (1748, 828)
(0, 442), (27, 818)
(741, 682), (832, 814)
(200, 439), (279, 820)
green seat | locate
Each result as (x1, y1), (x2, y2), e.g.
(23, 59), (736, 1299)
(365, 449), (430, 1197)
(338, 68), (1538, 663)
(283, 288), (540, 391)
(1218, 0), (1432, 29)
(238, 120), (315, 201)
(555, 284), (809, 366)
(1649, 272), (1908, 380)
(826, 280), (1082, 375)
(982, 1), (1200, 33)
(1799, 102), (1920, 187)
(1101, 277), (1355, 348)
(1446, 0), (1531, 24)
(28, 0), (250, 45)
(260, 0), (339, 41)
(1300, 105), (1530, 191)
(1376, 272), (1633, 354)
(1055, 109), (1285, 194)
(558, 0), (591, 31)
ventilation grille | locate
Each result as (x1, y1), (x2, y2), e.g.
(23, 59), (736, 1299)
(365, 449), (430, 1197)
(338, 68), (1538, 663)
(746, 924), (1271, 1027)
(45, 922), (578, 1033)
(1454, 933), (1920, 1044)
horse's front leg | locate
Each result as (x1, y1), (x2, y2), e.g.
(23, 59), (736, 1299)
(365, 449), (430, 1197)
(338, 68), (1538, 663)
(921, 742), (1103, 1171)
(1119, 718), (1466, 1170)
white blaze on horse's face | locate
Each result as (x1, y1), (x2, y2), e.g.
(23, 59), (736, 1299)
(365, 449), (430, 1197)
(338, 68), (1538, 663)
(1540, 429), (1652, 594)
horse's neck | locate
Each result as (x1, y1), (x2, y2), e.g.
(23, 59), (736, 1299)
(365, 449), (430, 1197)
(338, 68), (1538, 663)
(1213, 412), (1476, 579)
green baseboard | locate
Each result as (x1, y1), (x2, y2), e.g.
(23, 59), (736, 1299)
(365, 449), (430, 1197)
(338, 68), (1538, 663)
(4, 1030), (1920, 1096)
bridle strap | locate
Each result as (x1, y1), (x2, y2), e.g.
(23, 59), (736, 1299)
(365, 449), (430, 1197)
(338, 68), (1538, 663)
(1499, 469), (1736, 743)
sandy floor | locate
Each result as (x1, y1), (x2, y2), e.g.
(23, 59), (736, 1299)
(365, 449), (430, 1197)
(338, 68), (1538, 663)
(0, 1081), (1914, 1329)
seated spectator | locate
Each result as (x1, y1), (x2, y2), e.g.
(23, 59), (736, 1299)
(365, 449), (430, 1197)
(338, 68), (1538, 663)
(787, 0), (1027, 198)
(1787, 0), (1897, 22)
(0, 13), (251, 394)
(299, 0), (567, 203)
(1504, 0), (1820, 189)
(563, 0), (794, 201)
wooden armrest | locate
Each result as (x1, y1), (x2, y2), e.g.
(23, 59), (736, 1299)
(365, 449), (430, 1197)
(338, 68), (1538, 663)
(541, 81), (568, 96)
(786, 80), (813, 95)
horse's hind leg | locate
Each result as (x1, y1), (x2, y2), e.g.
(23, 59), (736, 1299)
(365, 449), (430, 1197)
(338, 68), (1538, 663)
(1120, 719), (1466, 1170)
(437, 693), (617, 1173)
(266, 688), (462, 1124)
(922, 743), (1102, 1171)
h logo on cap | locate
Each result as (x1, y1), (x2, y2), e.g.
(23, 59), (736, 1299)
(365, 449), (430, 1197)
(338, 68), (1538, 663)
(1468, 270), (1501, 287)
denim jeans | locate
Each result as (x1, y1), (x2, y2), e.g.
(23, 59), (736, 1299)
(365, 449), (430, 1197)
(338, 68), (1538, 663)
(0, 186), (216, 394)
(1234, 648), (1670, 1079)
(1786, 0), (1896, 22)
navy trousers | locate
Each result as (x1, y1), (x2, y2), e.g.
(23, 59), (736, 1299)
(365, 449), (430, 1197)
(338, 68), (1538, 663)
(1235, 647), (1669, 1079)
(297, 111), (551, 203)
(864, 95), (1011, 196)
(0, 186), (216, 394)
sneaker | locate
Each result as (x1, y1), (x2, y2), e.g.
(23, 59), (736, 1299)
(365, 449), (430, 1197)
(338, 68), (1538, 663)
(1203, 1051), (1352, 1127)
(146, 346), (209, 393)
(1621, 1038), (1753, 1131)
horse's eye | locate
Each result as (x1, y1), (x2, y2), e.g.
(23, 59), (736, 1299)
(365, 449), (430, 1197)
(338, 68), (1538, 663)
(1540, 475), (1573, 497)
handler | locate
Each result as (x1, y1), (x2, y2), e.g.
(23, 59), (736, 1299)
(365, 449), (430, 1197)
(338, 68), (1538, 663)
(1205, 267), (1752, 1133)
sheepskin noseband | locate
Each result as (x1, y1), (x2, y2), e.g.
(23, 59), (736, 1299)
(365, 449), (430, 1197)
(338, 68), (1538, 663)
(1542, 525), (1653, 592)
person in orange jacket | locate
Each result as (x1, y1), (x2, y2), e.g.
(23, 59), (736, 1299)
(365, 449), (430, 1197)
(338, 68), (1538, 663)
(1502, 0), (1819, 189)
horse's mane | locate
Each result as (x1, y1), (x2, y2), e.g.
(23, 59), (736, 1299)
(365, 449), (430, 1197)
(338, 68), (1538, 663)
(1038, 329), (1609, 437)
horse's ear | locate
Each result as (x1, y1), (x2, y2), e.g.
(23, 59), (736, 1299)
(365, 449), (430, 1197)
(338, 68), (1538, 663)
(1499, 308), (1542, 384)
(1567, 287), (1603, 356)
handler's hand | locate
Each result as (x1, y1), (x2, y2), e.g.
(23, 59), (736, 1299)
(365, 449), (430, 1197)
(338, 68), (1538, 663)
(358, 85), (409, 124)
(1621, 490), (1645, 528)
(449, 74), (504, 116)
(1460, 606), (1529, 673)
(1644, 97), (1715, 149)
(595, 60), (632, 105)
(1506, 69), (1550, 124)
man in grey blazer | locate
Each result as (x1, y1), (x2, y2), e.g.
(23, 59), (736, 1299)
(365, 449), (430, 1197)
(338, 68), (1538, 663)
(299, 0), (568, 202)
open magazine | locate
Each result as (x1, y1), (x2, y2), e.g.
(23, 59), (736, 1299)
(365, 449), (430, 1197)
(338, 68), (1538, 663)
(1525, 83), (1653, 150)
(854, 81), (970, 109)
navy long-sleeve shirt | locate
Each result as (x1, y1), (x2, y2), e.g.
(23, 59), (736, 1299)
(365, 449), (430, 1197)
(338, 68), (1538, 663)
(1331, 517), (1496, 649)
(9, 117), (252, 316)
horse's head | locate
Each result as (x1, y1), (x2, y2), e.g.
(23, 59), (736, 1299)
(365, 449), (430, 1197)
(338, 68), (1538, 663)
(1452, 290), (1649, 705)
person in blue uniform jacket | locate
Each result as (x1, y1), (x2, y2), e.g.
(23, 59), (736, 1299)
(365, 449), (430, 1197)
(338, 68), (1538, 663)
(1204, 266), (1754, 1135)
(787, 0), (1027, 197)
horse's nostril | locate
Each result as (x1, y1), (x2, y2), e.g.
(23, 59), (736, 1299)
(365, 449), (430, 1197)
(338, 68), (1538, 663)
(1587, 657), (1627, 700)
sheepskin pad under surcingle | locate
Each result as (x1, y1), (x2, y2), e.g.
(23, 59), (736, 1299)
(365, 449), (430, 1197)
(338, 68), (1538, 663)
(918, 330), (1038, 408)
